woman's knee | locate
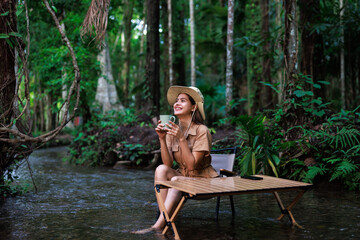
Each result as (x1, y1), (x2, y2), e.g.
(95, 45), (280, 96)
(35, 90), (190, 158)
(170, 176), (181, 181)
(155, 164), (172, 179)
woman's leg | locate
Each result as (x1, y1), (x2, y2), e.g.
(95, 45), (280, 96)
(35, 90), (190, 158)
(154, 165), (180, 209)
(153, 174), (195, 229)
(134, 169), (192, 234)
(152, 165), (183, 229)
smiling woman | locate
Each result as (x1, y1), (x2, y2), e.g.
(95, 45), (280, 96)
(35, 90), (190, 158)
(134, 86), (218, 234)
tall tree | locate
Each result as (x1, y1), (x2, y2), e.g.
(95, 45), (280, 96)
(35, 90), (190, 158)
(0, 0), (17, 181)
(168, 0), (174, 86)
(225, 0), (234, 113)
(245, 1), (261, 115)
(281, 0), (304, 141)
(284, 0), (298, 94)
(122, 0), (134, 107)
(146, 0), (160, 115)
(189, 0), (196, 86)
(173, 2), (186, 86)
(96, 39), (123, 112)
(275, 0), (284, 104)
(299, 0), (317, 82)
(0, 0), (82, 193)
(135, 2), (146, 111)
(260, 0), (272, 108)
(162, 0), (170, 111)
(339, 0), (345, 109)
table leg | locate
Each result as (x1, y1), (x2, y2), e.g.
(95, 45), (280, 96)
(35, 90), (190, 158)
(155, 185), (187, 240)
(273, 191), (305, 229)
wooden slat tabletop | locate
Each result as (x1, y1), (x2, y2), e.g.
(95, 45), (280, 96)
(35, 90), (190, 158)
(155, 175), (312, 197)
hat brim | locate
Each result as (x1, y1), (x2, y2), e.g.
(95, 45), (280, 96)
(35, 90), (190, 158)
(167, 86), (206, 120)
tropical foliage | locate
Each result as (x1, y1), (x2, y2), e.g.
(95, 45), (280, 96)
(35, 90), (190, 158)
(1, 0), (360, 196)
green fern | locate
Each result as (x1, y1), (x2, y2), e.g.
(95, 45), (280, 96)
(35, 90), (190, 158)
(354, 172), (360, 182)
(347, 144), (360, 155)
(345, 171), (360, 191)
(304, 164), (328, 183)
(329, 160), (358, 182)
(326, 127), (360, 149)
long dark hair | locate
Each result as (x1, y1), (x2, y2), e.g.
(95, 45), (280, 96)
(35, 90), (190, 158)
(186, 94), (204, 125)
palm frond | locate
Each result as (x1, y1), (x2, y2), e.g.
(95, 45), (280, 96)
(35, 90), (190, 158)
(81, 0), (111, 45)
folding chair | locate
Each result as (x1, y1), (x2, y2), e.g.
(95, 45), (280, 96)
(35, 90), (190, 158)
(211, 147), (237, 221)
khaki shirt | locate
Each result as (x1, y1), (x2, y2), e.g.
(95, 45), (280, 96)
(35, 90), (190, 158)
(166, 123), (218, 178)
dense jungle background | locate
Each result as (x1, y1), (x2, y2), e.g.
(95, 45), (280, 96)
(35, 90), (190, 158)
(1, 0), (359, 198)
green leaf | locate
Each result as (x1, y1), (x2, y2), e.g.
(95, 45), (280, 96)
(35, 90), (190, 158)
(0, 33), (9, 39)
(74, 132), (84, 142)
(313, 84), (321, 89)
(294, 90), (306, 97)
(5, 38), (13, 48)
(1, 11), (9, 16)
(51, 6), (58, 13)
(313, 110), (325, 117)
(251, 152), (256, 175)
(267, 158), (278, 177)
(271, 154), (280, 165)
(318, 81), (330, 85)
(8, 32), (22, 38)
(259, 81), (280, 93)
(16, 8), (23, 16)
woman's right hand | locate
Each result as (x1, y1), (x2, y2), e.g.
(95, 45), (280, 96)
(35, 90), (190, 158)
(155, 120), (167, 139)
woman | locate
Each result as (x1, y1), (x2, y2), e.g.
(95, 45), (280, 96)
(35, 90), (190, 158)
(138, 86), (218, 233)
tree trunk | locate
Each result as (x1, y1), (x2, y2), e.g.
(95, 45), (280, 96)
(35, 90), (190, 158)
(0, 0), (17, 179)
(39, 88), (45, 132)
(46, 94), (53, 132)
(168, 0), (174, 86)
(261, 0), (272, 108)
(146, 0), (160, 116)
(96, 39), (123, 112)
(173, 3), (186, 86)
(356, 56), (360, 102)
(189, 0), (196, 86)
(275, 0), (283, 105)
(284, 0), (298, 93)
(299, 0), (317, 85)
(282, 0), (305, 141)
(339, 0), (345, 109)
(122, 0), (134, 108)
(162, 0), (170, 111)
(225, 0), (234, 113)
(135, 3), (146, 111)
(245, 1), (261, 115)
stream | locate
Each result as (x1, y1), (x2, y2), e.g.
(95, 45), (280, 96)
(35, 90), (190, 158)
(0, 146), (359, 239)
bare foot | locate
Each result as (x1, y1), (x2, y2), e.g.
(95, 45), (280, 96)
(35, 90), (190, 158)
(132, 227), (162, 234)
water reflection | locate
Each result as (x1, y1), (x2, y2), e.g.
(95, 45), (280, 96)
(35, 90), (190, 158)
(0, 147), (359, 240)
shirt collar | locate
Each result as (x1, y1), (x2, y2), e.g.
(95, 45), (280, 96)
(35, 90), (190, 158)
(186, 122), (198, 136)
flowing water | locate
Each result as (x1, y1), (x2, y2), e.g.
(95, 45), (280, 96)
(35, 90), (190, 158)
(0, 147), (359, 240)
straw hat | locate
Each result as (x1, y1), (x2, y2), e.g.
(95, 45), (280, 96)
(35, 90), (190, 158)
(167, 86), (206, 120)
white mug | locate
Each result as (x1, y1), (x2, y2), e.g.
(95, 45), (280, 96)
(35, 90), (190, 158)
(160, 115), (176, 129)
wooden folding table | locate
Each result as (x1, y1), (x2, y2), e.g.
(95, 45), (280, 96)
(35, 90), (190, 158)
(155, 175), (312, 240)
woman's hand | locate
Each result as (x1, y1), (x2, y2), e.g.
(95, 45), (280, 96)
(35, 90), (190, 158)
(155, 120), (167, 139)
(165, 121), (185, 141)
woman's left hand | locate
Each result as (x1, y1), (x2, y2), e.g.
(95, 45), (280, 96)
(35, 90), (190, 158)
(165, 121), (185, 140)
